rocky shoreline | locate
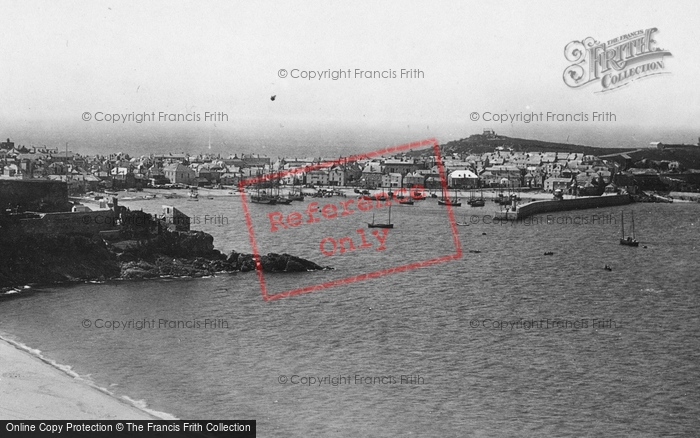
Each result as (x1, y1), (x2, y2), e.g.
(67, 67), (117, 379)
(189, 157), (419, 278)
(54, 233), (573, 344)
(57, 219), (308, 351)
(0, 229), (330, 291)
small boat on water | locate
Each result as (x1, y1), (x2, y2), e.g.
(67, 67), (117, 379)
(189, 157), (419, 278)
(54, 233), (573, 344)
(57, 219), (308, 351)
(375, 193), (389, 202)
(456, 213), (470, 226)
(438, 196), (461, 207)
(189, 187), (199, 199)
(410, 189), (427, 201)
(620, 211), (639, 247)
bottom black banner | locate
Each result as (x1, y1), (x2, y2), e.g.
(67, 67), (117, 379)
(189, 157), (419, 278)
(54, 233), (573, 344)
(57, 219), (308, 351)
(2, 421), (255, 437)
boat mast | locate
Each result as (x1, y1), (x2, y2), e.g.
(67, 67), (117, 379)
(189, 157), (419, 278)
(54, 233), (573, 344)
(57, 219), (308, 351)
(631, 211), (636, 239)
(621, 211), (625, 239)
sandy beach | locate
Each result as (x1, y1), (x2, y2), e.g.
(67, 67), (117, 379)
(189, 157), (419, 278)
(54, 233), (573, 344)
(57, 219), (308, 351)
(0, 336), (161, 420)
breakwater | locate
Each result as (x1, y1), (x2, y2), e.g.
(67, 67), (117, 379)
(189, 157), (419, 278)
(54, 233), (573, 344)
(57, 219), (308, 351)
(494, 194), (632, 220)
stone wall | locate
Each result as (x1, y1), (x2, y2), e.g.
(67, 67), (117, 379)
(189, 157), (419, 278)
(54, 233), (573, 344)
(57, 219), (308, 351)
(11, 210), (119, 236)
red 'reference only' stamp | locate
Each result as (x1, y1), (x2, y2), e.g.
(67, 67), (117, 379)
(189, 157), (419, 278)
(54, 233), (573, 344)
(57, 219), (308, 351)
(238, 138), (461, 301)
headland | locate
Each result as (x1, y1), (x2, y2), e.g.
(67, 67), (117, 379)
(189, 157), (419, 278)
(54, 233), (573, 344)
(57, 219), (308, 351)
(0, 196), (329, 292)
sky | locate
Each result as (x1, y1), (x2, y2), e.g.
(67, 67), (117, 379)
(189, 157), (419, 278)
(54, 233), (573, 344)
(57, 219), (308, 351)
(1, 0), (699, 157)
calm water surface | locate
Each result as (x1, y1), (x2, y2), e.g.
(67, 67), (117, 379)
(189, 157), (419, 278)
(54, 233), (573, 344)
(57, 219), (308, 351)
(1, 196), (699, 437)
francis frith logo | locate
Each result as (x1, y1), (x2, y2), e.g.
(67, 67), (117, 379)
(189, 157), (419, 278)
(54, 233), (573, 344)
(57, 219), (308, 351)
(563, 28), (672, 92)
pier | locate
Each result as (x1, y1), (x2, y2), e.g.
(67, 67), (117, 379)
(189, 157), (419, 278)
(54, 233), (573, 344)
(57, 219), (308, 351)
(494, 194), (632, 221)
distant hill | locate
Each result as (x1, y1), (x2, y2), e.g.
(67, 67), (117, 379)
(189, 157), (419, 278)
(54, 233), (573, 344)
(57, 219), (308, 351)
(407, 133), (637, 156)
(407, 133), (700, 170)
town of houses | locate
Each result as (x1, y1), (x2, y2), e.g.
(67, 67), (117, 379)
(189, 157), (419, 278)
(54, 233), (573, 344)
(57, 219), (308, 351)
(0, 136), (695, 195)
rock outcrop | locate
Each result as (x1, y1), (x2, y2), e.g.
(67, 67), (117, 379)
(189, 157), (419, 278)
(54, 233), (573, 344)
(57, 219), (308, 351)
(0, 229), (330, 290)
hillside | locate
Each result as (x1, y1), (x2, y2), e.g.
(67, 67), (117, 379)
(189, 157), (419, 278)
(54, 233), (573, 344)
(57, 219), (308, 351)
(407, 133), (700, 170)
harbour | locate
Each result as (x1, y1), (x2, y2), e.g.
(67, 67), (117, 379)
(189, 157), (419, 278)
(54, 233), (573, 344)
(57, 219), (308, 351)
(3, 1), (700, 435)
(1, 199), (698, 436)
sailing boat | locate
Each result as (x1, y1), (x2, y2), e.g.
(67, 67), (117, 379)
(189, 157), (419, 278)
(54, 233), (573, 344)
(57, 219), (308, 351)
(619, 211), (639, 247)
(438, 189), (461, 206)
(396, 191), (414, 205)
(287, 179), (305, 201)
(368, 202), (393, 228)
(468, 188), (485, 207)
(250, 171), (277, 205)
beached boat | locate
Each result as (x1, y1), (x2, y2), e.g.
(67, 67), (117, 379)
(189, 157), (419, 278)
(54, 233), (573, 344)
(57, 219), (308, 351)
(620, 211), (639, 247)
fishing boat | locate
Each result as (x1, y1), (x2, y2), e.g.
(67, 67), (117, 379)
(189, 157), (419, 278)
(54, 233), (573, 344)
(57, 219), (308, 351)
(368, 202), (393, 228)
(468, 189), (485, 207)
(619, 211), (639, 246)
(287, 181), (305, 201)
(250, 172), (277, 205)
(438, 189), (461, 207)
(271, 175), (293, 204)
(251, 190), (277, 205)
(189, 187), (199, 199)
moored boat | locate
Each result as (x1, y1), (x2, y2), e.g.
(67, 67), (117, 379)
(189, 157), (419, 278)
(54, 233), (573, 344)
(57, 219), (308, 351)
(619, 211), (639, 247)
(368, 202), (393, 228)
